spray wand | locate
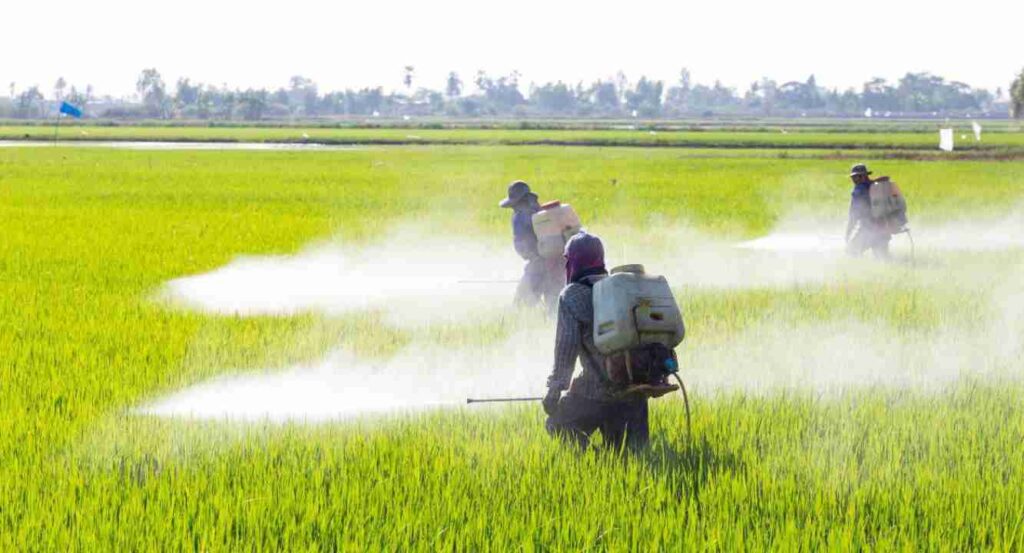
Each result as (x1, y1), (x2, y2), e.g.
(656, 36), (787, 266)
(466, 397), (543, 404)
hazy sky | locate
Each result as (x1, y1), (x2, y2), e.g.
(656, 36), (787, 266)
(3, 0), (1020, 98)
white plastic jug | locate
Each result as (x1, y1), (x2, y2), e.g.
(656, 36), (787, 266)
(592, 264), (685, 355)
(532, 201), (582, 259)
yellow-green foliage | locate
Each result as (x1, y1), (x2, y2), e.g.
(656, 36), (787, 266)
(2, 145), (1024, 549)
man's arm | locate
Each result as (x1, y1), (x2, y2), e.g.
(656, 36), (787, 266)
(547, 294), (581, 392)
(845, 196), (859, 242)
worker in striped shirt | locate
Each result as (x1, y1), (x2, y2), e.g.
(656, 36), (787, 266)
(543, 231), (649, 452)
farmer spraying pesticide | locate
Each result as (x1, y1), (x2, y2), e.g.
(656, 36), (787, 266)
(543, 232), (688, 452)
(845, 164), (909, 259)
(499, 180), (581, 311)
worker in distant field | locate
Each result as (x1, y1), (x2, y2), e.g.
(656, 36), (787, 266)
(845, 163), (891, 259)
(543, 232), (649, 452)
(499, 180), (564, 310)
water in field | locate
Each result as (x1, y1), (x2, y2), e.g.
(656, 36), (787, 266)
(0, 140), (366, 151)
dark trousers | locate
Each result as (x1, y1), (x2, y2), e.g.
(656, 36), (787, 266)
(847, 226), (891, 259)
(514, 256), (564, 312)
(546, 394), (649, 452)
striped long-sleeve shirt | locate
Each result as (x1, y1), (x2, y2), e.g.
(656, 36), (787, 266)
(546, 276), (615, 400)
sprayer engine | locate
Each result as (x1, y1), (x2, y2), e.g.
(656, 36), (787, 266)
(603, 343), (680, 399)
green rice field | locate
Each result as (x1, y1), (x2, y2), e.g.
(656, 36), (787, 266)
(3, 122), (1024, 151)
(2, 141), (1024, 549)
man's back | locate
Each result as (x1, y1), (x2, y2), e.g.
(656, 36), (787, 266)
(549, 277), (613, 400)
(511, 203), (540, 260)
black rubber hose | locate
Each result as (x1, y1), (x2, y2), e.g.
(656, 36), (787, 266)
(673, 373), (692, 441)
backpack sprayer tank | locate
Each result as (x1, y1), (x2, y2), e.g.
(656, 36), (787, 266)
(532, 201), (582, 259)
(592, 265), (686, 402)
(868, 176), (914, 263)
(868, 177), (909, 233)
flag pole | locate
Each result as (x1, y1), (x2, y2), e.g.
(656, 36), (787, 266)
(53, 106), (61, 145)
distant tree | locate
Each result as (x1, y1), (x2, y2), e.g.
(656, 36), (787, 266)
(192, 87), (214, 119)
(1, 66), (1001, 120)
(66, 86), (88, 109)
(615, 71), (629, 105)
(743, 81), (761, 107)
(54, 77), (66, 101)
(403, 66), (415, 90)
(211, 87), (236, 119)
(15, 86), (44, 118)
(684, 79), (740, 113)
(679, 68), (692, 91)
(445, 71), (462, 98)
(457, 96), (482, 116)
(271, 88), (289, 106)
(590, 80), (619, 114)
(287, 76), (318, 116)
(136, 68), (168, 117)
(474, 71), (524, 113)
(805, 74), (823, 108)
(174, 78), (201, 109)
(664, 68), (693, 114)
(1011, 68), (1024, 119)
(759, 78), (778, 114)
(424, 89), (445, 112)
(339, 87), (384, 115)
(289, 75), (313, 91)
(862, 77), (899, 112)
(238, 89), (268, 120)
(625, 77), (663, 117)
(775, 75), (822, 111)
(826, 87), (861, 114)
(532, 81), (577, 114)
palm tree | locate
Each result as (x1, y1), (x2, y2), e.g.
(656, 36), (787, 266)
(54, 77), (66, 101)
(1011, 68), (1024, 119)
(403, 66), (415, 90)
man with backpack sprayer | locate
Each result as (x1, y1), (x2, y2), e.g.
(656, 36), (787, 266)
(845, 164), (910, 260)
(542, 231), (687, 452)
(500, 181), (567, 311)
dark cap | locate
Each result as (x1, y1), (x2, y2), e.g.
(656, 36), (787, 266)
(850, 164), (873, 177)
(499, 180), (531, 208)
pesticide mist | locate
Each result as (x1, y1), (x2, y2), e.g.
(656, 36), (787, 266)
(142, 218), (1024, 422)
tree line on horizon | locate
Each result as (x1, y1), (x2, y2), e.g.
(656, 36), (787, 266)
(3, 67), (1024, 120)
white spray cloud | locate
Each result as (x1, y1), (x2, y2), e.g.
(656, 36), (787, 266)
(161, 233), (523, 327)
(141, 326), (554, 422)
(144, 217), (1024, 422)
(732, 212), (1024, 254)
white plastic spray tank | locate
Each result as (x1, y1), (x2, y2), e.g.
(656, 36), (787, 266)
(869, 177), (909, 232)
(592, 264), (685, 355)
(532, 201), (582, 258)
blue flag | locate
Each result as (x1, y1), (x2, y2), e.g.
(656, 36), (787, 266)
(59, 101), (83, 118)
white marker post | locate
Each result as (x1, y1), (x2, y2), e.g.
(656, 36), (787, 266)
(939, 128), (955, 152)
